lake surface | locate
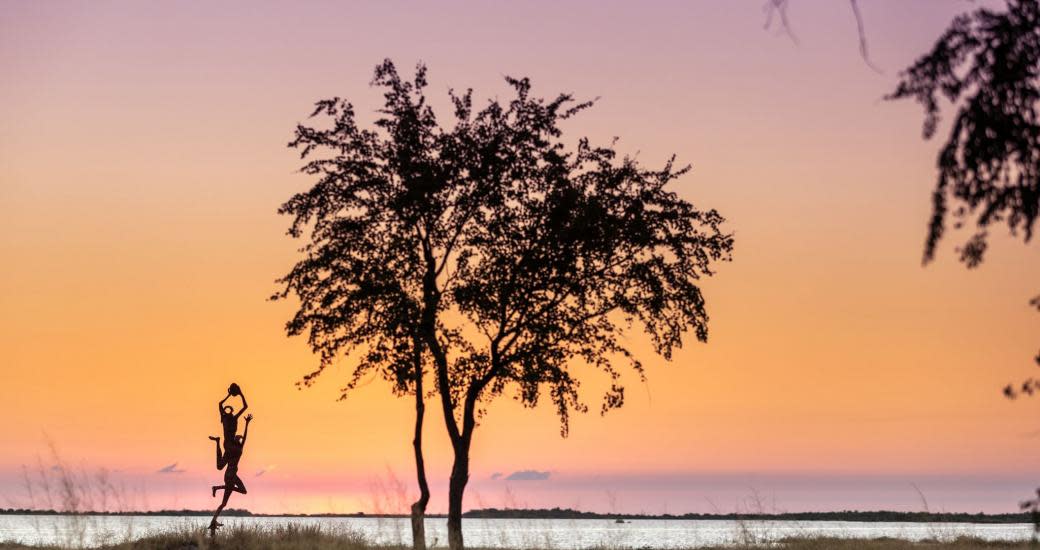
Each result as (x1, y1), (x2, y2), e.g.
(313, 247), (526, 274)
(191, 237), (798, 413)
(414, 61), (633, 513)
(0, 515), (1034, 548)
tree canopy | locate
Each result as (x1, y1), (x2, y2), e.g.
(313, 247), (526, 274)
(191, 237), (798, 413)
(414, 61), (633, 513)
(888, 0), (1040, 269)
(888, 0), (1040, 401)
(276, 63), (439, 399)
(277, 59), (733, 550)
(443, 86), (732, 435)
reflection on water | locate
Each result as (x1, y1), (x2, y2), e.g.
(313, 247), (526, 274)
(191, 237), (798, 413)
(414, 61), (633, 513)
(0, 515), (1033, 548)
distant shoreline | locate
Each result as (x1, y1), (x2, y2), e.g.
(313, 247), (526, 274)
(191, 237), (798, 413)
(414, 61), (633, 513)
(0, 507), (1032, 524)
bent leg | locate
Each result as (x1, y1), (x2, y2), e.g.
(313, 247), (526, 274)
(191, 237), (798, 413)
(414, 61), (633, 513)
(211, 438), (226, 470)
(231, 475), (247, 495)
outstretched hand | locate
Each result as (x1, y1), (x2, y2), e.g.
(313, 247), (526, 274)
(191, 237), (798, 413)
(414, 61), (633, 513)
(245, 414), (253, 423)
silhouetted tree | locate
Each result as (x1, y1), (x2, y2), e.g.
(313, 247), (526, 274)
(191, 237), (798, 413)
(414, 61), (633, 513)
(884, 0), (1039, 527)
(765, 0), (1039, 523)
(889, 0), (1039, 269)
(274, 63), (438, 549)
(885, 0), (1040, 381)
(279, 59), (733, 550)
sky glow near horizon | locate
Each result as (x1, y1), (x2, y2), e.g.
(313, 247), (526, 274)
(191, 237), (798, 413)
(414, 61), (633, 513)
(2, 0), (1039, 515)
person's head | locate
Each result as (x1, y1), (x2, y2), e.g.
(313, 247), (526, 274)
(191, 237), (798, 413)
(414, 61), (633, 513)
(223, 406), (234, 416)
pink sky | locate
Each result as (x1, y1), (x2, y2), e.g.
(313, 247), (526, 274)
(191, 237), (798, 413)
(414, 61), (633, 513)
(2, 0), (1038, 515)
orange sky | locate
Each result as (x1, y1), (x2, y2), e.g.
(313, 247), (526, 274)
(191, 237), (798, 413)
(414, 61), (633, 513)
(2, 0), (1038, 514)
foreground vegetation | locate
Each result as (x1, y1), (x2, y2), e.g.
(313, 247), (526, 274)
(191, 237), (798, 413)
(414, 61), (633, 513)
(1, 524), (1034, 550)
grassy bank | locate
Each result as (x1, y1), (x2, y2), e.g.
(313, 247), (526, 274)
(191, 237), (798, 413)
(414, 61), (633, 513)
(1, 525), (1034, 550)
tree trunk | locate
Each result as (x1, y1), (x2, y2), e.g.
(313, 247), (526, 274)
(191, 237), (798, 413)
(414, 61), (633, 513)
(410, 339), (431, 550)
(410, 406), (430, 550)
(418, 246), (470, 550)
(446, 440), (470, 550)
(410, 498), (428, 550)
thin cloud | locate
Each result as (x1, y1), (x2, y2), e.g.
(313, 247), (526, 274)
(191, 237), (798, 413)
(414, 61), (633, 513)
(156, 463), (186, 474)
(490, 472), (503, 480)
(505, 470), (550, 481)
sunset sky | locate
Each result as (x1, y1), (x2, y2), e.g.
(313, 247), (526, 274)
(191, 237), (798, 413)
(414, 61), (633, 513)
(2, 0), (1039, 515)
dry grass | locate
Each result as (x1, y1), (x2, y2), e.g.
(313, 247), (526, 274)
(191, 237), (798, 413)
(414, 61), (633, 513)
(1, 523), (370, 550)
(740, 536), (1033, 548)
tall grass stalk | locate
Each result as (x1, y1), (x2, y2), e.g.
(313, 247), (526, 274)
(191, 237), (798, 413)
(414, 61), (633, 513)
(15, 442), (144, 548)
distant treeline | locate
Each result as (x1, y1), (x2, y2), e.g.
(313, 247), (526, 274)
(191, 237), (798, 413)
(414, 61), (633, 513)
(463, 507), (1033, 524)
(0, 507), (1031, 523)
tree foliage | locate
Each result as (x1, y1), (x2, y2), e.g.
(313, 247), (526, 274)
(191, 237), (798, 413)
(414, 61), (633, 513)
(887, 0), (1040, 268)
(888, 0), (1040, 402)
(275, 63), (438, 398)
(444, 91), (733, 435)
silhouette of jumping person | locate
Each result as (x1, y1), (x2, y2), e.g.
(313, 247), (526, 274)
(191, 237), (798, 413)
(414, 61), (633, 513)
(208, 383), (252, 532)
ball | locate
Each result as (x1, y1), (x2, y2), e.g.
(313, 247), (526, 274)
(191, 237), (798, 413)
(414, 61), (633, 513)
(228, 383), (241, 396)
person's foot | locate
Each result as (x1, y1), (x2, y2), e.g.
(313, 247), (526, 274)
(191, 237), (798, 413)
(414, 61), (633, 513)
(208, 436), (220, 442)
(208, 520), (222, 530)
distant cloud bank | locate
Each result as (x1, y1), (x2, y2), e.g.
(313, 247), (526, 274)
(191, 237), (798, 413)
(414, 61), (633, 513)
(505, 470), (550, 481)
(156, 463), (186, 474)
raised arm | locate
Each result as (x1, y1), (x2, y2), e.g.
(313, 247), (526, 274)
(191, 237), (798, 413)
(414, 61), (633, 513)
(218, 393), (230, 414)
(235, 391), (248, 418)
(241, 414), (253, 445)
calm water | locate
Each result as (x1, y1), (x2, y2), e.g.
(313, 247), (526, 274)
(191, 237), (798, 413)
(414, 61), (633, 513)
(0, 515), (1033, 548)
